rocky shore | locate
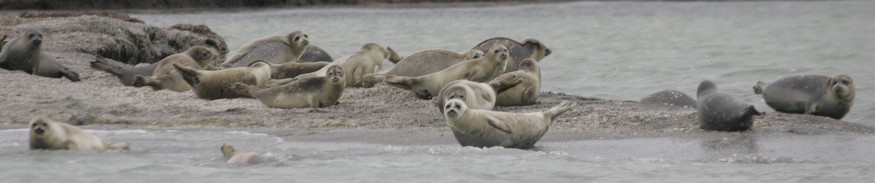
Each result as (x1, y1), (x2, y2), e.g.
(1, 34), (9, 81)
(2, 0), (563, 10)
(1, 14), (872, 137)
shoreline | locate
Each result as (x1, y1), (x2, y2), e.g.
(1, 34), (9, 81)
(1, 0), (568, 11)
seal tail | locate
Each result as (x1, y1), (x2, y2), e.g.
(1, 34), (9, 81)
(753, 81), (766, 94)
(90, 56), (127, 77)
(60, 69), (81, 82)
(544, 101), (576, 121)
(230, 82), (255, 96)
(172, 63), (200, 87)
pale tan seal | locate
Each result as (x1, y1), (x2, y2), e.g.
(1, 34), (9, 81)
(443, 99), (575, 149)
(753, 74), (854, 119)
(433, 80), (497, 113)
(220, 143), (263, 165)
(29, 115), (129, 151)
(132, 46), (219, 92)
(174, 61), (271, 100)
(640, 89), (696, 108)
(697, 80), (761, 131)
(361, 49), (483, 87)
(487, 59), (541, 106)
(232, 65), (345, 108)
(265, 61), (330, 79)
(295, 43), (398, 87)
(0, 30), (80, 81)
(471, 37), (551, 73)
(383, 44), (509, 99)
(220, 31), (309, 67)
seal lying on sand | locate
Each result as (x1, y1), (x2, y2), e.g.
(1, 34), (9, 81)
(640, 89), (696, 108)
(298, 46), (334, 62)
(295, 43), (399, 87)
(0, 29), (80, 81)
(361, 49), (483, 87)
(220, 143), (263, 165)
(132, 46), (219, 92)
(753, 74), (854, 120)
(220, 31), (309, 67)
(443, 99), (575, 149)
(487, 59), (541, 106)
(90, 55), (159, 86)
(384, 44), (509, 99)
(697, 80), (761, 131)
(433, 80), (497, 113)
(174, 61), (271, 100)
(232, 65), (345, 108)
(29, 116), (129, 151)
(470, 37), (551, 73)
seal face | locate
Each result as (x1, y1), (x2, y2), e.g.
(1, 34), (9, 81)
(0, 29), (80, 81)
(640, 89), (696, 108)
(471, 37), (551, 73)
(433, 80), (497, 113)
(221, 31), (310, 67)
(233, 65), (345, 108)
(443, 99), (575, 149)
(487, 59), (541, 106)
(29, 116), (129, 151)
(753, 74), (854, 119)
(132, 46), (219, 92)
(697, 80), (761, 132)
(384, 44), (509, 99)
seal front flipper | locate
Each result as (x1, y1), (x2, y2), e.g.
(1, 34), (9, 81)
(488, 75), (523, 94)
(485, 115), (512, 134)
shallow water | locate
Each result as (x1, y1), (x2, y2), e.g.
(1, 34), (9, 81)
(135, 1), (874, 125)
(2, 128), (875, 182)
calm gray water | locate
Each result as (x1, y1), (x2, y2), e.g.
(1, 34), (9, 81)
(3, 1), (875, 182)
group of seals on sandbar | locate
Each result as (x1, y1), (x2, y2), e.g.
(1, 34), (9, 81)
(641, 74), (856, 131)
(4, 28), (858, 155)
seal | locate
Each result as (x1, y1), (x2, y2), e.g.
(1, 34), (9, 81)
(487, 59), (541, 106)
(295, 43), (397, 87)
(697, 80), (761, 131)
(266, 61), (330, 79)
(433, 80), (497, 113)
(361, 49), (483, 87)
(174, 61), (271, 100)
(132, 46), (219, 92)
(470, 37), (551, 73)
(232, 65), (345, 108)
(640, 89), (696, 108)
(90, 55), (159, 86)
(0, 29), (80, 81)
(220, 31), (309, 67)
(753, 74), (854, 119)
(29, 115), (129, 151)
(220, 143), (263, 165)
(383, 44), (509, 99)
(298, 45), (334, 62)
(443, 99), (575, 149)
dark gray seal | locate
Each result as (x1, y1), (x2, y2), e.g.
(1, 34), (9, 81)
(90, 55), (159, 86)
(640, 89), (696, 108)
(0, 30), (80, 81)
(470, 37), (551, 73)
(220, 31), (309, 67)
(753, 74), (854, 119)
(697, 80), (761, 132)
(298, 46), (334, 62)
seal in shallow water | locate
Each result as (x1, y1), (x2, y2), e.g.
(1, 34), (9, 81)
(753, 74), (854, 119)
(29, 115), (129, 151)
(220, 143), (262, 165)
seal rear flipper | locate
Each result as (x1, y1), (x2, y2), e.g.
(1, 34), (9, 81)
(544, 101), (576, 121)
(132, 76), (160, 90)
(384, 75), (416, 90)
(753, 81), (766, 94)
(90, 56), (127, 76)
(172, 63), (200, 87)
(361, 73), (385, 88)
(60, 69), (80, 82)
(744, 105), (762, 116)
(485, 115), (513, 134)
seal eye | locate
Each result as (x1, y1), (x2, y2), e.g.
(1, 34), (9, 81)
(445, 104), (451, 109)
(455, 104), (461, 109)
(294, 36), (300, 42)
(841, 80), (849, 85)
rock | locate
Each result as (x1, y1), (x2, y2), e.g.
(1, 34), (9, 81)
(0, 15), (227, 65)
